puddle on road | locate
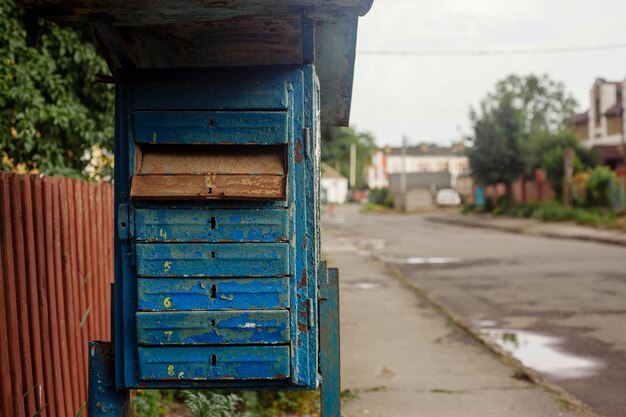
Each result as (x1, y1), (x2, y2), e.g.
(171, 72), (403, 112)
(349, 281), (385, 290)
(381, 256), (462, 265)
(471, 319), (497, 328)
(479, 326), (603, 380)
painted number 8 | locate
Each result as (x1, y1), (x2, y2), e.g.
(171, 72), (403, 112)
(167, 365), (175, 376)
(163, 297), (171, 308)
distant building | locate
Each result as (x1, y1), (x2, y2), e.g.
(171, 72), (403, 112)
(321, 163), (348, 204)
(367, 143), (469, 188)
(388, 171), (453, 211)
(572, 78), (625, 168)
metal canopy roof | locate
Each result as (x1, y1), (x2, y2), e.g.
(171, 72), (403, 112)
(20, 0), (373, 126)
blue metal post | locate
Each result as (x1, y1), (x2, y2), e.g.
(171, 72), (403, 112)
(89, 341), (130, 417)
(319, 263), (341, 417)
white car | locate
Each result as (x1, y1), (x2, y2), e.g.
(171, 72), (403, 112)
(435, 189), (462, 206)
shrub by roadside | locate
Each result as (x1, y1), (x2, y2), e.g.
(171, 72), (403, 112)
(463, 200), (621, 229)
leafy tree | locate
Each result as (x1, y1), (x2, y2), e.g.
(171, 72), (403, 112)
(0, 0), (114, 178)
(467, 74), (579, 200)
(467, 95), (526, 192)
(321, 125), (376, 189)
(526, 130), (597, 196)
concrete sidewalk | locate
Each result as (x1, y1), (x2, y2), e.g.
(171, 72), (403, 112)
(427, 214), (626, 247)
(323, 227), (581, 417)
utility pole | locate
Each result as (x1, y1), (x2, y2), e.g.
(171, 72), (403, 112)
(563, 147), (574, 209)
(400, 136), (408, 211)
(349, 142), (356, 189)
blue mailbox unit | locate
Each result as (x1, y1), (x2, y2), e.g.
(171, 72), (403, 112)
(19, 0), (373, 414)
(115, 66), (322, 389)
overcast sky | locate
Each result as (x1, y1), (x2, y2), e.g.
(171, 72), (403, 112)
(349, 0), (626, 147)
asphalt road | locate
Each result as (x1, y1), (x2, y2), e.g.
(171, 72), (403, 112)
(324, 205), (626, 417)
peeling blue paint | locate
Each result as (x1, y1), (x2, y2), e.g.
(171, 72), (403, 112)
(135, 208), (288, 242)
(137, 345), (290, 380)
(137, 278), (289, 311)
(134, 111), (289, 144)
(135, 243), (289, 277)
(136, 310), (290, 345)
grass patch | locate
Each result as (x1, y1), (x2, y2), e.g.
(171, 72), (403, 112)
(511, 368), (533, 383)
(360, 203), (398, 213)
(340, 389), (361, 402)
(430, 388), (455, 394)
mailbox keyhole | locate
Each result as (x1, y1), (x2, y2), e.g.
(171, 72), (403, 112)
(210, 284), (217, 299)
(210, 319), (216, 327)
(210, 216), (217, 230)
(208, 118), (216, 127)
(211, 251), (215, 259)
(211, 354), (217, 366)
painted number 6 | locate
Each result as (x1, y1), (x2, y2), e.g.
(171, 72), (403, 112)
(163, 297), (171, 308)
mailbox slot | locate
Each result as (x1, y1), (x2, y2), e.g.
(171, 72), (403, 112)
(137, 345), (290, 380)
(136, 310), (290, 345)
(131, 144), (286, 200)
(137, 277), (290, 311)
(134, 208), (289, 243)
(135, 243), (289, 277)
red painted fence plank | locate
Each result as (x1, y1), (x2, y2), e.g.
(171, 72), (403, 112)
(1, 174), (114, 417)
(20, 176), (47, 416)
(1, 173), (26, 417)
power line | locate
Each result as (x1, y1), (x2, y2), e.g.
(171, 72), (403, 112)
(357, 42), (626, 57)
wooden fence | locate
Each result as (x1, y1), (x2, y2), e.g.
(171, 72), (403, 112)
(0, 173), (114, 417)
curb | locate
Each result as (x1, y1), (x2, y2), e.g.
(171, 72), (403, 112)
(427, 216), (626, 248)
(378, 258), (605, 417)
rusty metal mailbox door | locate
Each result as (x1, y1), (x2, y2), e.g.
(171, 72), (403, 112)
(114, 67), (321, 389)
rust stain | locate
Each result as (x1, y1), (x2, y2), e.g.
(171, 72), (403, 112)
(297, 322), (308, 333)
(298, 269), (307, 289)
(294, 138), (303, 164)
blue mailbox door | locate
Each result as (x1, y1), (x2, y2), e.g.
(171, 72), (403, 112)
(114, 66), (320, 389)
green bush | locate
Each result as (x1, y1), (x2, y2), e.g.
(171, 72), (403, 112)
(492, 199), (510, 215)
(132, 390), (167, 417)
(183, 391), (249, 417)
(535, 200), (573, 222)
(461, 203), (476, 214)
(585, 166), (616, 208)
(369, 187), (393, 207)
(515, 202), (539, 218)
(572, 208), (617, 227)
(239, 390), (320, 417)
(497, 200), (619, 228)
